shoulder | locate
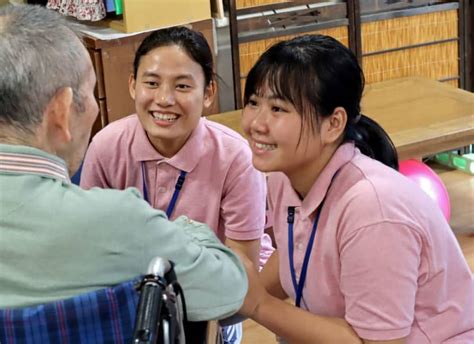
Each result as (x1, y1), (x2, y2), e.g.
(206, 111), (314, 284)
(90, 114), (140, 148)
(266, 172), (291, 205)
(333, 154), (434, 234)
(202, 118), (249, 151)
(343, 154), (419, 206)
(85, 115), (141, 164)
(66, 183), (164, 225)
(198, 119), (254, 174)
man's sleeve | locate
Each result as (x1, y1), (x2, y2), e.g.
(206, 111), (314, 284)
(138, 209), (249, 321)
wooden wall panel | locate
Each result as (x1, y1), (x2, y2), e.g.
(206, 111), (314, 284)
(362, 10), (458, 54)
(237, 0), (288, 9)
(361, 10), (459, 86)
(363, 41), (459, 84)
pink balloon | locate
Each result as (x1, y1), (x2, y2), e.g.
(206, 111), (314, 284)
(399, 160), (451, 222)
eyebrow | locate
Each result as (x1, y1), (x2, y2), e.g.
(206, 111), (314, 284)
(141, 72), (195, 81)
(267, 94), (284, 101)
(175, 74), (194, 80)
(253, 92), (284, 101)
(141, 71), (159, 78)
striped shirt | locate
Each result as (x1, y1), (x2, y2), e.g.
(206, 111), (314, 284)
(0, 150), (69, 182)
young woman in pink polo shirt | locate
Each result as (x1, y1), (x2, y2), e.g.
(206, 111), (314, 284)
(80, 27), (273, 343)
(237, 35), (474, 343)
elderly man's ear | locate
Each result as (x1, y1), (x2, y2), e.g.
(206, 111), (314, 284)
(43, 87), (73, 145)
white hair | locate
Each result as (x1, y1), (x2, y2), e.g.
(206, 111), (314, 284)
(0, 5), (87, 133)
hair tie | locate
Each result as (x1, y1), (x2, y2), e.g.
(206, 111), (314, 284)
(354, 113), (362, 124)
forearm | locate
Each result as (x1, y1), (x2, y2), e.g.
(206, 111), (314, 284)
(225, 237), (260, 266)
(253, 295), (362, 344)
(261, 251), (287, 300)
(158, 217), (248, 321)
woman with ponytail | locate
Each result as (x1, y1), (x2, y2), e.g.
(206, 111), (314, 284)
(237, 35), (473, 343)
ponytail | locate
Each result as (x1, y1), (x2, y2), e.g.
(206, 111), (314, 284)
(345, 114), (399, 170)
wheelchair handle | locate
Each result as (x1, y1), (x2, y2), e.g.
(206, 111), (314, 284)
(147, 257), (172, 278)
(133, 257), (182, 344)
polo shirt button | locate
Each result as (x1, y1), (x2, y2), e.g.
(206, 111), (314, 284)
(297, 242), (304, 251)
(158, 186), (167, 193)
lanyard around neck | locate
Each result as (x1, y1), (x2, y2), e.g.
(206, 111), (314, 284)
(141, 161), (187, 218)
(287, 200), (324, 308)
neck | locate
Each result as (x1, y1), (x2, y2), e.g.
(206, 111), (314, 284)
(286, 143), (339, 199)
(0, 126), (65, 162)
(0, 127), (37, 147)
(0, 125), (75, 175)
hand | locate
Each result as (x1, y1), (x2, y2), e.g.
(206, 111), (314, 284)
(233, 248), (270, 319)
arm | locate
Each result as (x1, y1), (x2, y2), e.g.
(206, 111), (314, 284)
(259, 250), (287, 300)
(221, 151), (267, 263)
(218, 245), (279, 328)
(254, 298), (406, 344)
(254, 297), (361, 344)
(236, 251), (361, 344)
(130, 195), (248, 321)
(237, 233), (413, 344)
(225, 238), (260, 266)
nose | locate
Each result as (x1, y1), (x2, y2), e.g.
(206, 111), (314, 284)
(248, 107), (269, 135)
(154, 85), (175, 106)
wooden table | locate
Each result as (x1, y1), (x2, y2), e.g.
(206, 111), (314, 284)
(208, 77), (474, 160)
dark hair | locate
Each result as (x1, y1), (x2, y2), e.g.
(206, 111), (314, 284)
(133, 26), (214, 86)
(243, 34), (398, 170)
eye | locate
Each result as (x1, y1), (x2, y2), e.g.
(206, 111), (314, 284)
(144, 81), (158, 88)
(271, 105), (287, 113)
(270, 98), (290, 113)
(246, 97), (258, 107)
(176, 84), (191, 90)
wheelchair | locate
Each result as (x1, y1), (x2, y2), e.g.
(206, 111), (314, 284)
(0, 257), (220, 344)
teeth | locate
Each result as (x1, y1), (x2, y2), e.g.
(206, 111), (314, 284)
(151, 112), (178, 121)
(255, 142), (277, 151)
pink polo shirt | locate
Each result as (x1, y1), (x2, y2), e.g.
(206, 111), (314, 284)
(81, 114), (266, 243)
(268, 143), (474, 342)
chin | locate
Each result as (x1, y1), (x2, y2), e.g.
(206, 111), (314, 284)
(251, 158), (276, 173)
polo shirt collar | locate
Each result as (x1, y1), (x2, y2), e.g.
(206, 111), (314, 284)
(132, 117), (206, 173)
(282, 143), (355, 218)
(0, 143), (70, 182)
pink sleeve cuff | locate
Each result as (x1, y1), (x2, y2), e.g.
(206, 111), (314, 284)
(352, 325), (411, 341)
(225, 227), (263, 241)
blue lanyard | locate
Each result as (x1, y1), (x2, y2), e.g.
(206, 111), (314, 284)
(141, 162), (187, 218)
(287, 201), (324, 307)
